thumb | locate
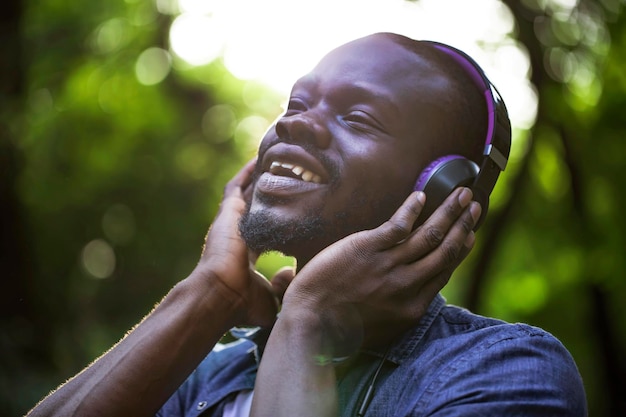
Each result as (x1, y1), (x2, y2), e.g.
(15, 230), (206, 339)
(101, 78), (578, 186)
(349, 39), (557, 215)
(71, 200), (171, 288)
(271, 266), (296, 302)
(374, 191), (426, 247)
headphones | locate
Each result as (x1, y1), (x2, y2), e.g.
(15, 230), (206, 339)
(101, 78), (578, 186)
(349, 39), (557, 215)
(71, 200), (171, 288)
(413, 42), (511, 230)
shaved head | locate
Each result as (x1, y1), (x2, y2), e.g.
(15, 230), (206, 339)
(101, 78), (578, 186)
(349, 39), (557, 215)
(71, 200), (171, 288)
(377, 33), (488, 165)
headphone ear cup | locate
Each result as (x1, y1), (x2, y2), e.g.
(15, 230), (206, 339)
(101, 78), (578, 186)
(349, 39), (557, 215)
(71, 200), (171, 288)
(414, 155), (480, 225)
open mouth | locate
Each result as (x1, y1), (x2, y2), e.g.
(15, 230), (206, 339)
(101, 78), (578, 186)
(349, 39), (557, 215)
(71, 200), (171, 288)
(269, 161), (323, 184)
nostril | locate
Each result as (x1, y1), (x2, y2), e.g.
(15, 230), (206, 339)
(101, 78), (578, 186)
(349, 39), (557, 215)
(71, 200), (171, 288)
(275, 119), (289, 140)
(276, 115), (309, 143)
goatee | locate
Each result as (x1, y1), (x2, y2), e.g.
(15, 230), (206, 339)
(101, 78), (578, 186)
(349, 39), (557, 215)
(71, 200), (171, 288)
(238, 204), (327, 256)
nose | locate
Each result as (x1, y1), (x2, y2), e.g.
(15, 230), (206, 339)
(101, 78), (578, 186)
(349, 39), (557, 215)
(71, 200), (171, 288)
(275, 111), (331, 149)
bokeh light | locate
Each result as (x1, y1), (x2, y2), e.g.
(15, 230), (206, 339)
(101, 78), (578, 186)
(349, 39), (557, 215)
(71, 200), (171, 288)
(135, 47), (172, 85)
(81, 239), (116, 279)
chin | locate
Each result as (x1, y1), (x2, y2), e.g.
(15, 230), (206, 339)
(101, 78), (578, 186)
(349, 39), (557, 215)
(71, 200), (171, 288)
(239, 207), (328, 257)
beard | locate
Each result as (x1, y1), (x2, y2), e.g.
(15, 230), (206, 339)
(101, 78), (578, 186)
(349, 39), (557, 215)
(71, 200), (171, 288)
(238, 187), (401, 260)
(238, 199), (328, 257)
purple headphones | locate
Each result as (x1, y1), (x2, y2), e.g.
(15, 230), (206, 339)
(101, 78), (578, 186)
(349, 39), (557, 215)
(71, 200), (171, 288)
(414, 42), (511, 229)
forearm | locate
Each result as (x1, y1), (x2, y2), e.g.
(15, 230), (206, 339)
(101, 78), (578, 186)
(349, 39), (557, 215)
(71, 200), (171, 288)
(28, 272), (243, 417)
(251, 309), (339, 417)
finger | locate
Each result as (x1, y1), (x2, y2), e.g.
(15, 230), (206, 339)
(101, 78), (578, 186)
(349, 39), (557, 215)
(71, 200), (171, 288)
(248, 249), (260, 266)
(242, 159), (257, 204)
(248, 269), (281, 327)
(408, 201), (481, 274)
(392, 205), (479, 320)
(402, 187), (474, 259)
(217, 159), (257, 216)
(224, 158), (257, 197)
(270, 266), (296, 302)
(243, 182), (254, 205)
(369, 191), (426, 248)
(205, 172), (257, 255)
(416, 229), (477, 308)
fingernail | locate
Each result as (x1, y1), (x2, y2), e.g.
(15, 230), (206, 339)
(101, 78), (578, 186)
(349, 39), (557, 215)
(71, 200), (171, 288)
(416, 191), (426, 205)
(470, 201), (482, 223)
(464, 231), (476, 248)
(458, 188), (472, 207)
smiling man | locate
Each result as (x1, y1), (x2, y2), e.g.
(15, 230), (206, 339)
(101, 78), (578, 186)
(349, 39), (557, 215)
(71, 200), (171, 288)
(28, 33), (586, 417)
(240, 34), (486, 265)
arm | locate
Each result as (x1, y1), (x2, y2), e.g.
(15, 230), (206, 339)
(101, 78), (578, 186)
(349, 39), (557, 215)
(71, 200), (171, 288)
(251, 188), (482, 417)
(28, 160), (281, 417)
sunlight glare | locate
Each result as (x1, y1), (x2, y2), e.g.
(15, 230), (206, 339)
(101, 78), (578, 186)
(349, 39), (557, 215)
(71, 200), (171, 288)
(178, 0), (218, 14)
(170, 0), (536, 129)
(170, 13), (225, 65)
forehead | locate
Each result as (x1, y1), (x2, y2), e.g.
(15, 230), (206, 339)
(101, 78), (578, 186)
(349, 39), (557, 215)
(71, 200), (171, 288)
(297, 36), (450, 113)
(315, 36), (419, 76)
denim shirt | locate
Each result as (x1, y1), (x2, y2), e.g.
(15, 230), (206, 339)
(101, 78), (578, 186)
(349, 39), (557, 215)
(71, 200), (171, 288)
(157, 294), (587, 416)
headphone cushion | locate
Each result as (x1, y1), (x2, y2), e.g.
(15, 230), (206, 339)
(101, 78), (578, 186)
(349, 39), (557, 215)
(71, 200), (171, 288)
(414, 155), (480, 224)
(414, 155), (465, 192)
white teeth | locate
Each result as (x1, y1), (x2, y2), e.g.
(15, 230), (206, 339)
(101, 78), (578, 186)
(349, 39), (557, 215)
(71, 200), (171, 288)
(269, 161), (322, 184)
(301, 171), (314, 182)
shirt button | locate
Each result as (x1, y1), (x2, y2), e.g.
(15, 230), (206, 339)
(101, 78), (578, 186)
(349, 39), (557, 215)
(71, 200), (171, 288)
(197, 401), (208, 410)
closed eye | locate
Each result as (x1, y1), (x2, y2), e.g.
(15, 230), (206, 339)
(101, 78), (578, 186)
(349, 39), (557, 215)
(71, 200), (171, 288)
(343, 110), (385, 133)
(284, 97), (308, 116)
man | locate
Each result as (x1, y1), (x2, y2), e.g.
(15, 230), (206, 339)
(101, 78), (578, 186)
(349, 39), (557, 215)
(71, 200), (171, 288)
(28, 33), (586, 416)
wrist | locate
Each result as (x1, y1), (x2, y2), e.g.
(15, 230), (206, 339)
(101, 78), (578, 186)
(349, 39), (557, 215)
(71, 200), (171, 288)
(173, 270), (247, 330)
(278, 304), (363, 361)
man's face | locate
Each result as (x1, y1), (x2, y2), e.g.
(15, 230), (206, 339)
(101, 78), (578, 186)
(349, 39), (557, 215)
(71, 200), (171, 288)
(240, 35), (451, 263)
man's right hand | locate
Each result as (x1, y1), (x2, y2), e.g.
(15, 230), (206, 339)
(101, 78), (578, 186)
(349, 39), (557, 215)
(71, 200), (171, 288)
(193, 159), (287, 328)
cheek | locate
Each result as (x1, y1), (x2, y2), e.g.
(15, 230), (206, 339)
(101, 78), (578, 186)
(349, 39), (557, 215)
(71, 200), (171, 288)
(364, 152), (419, 197)
(338, 158), (417, 226)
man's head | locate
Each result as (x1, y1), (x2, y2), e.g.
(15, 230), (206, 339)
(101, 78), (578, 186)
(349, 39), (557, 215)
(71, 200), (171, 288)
(240, 33), (489, 265)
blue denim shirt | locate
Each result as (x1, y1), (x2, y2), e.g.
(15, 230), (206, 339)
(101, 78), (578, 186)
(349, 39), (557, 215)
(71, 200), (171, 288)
(157, 294), (587, 416)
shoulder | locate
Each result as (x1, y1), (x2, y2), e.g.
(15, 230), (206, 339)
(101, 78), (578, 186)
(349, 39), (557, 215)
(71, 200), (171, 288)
(434, 303), (565, 349)
(391, 306), (588, 416)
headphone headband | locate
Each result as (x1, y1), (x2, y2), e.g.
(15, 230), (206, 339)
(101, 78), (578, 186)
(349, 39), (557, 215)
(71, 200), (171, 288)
(425, 42), (511, 206)
(412, 41), (512, 229)
(426, 42), (511, 170)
